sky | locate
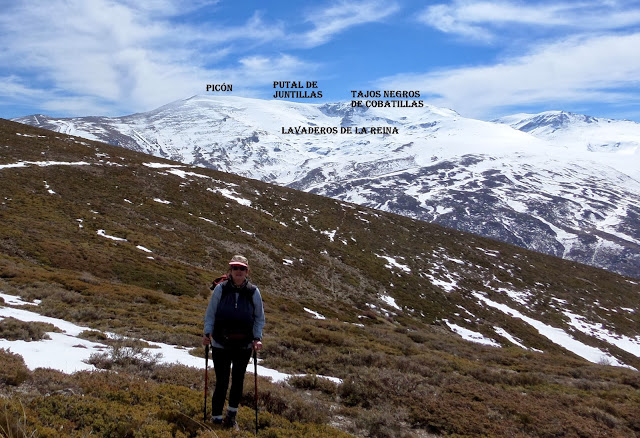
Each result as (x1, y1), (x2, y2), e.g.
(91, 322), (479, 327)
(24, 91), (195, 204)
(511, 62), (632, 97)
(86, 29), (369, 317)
(1, 0), (640, 121)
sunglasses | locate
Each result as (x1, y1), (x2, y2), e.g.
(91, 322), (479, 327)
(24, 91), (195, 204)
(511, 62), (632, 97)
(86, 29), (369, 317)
(231, 266), (247, 271)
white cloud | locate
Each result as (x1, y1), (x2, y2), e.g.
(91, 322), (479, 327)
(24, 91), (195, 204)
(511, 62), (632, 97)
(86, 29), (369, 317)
(419, 3), (495, 42)
(178, 11), (286, 47)
(0, 76), (45, 100)
(298, 0), (400, 47)
(0, 1), (307, 115)
(377, 32), (640, 119)
(0, 0), (404, 116)
(419, 1), (640, 42)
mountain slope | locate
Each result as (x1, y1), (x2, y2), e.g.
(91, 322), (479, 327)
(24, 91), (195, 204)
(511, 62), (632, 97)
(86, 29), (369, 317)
(2, 118), (640, 437)
(14, 96), (640, 280)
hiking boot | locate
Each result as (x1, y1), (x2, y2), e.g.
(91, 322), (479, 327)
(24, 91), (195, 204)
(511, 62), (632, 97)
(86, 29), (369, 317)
(211, 415), (223, 425)
(223, 411), (239, 430)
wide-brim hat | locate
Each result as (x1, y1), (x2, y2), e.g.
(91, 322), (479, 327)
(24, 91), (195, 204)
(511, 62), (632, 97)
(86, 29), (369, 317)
(229, 254), (249, 268)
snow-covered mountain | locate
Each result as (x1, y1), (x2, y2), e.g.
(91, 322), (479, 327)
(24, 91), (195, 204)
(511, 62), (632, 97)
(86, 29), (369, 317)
(494, 111), (640, 157)
(14, 96), (640, 278)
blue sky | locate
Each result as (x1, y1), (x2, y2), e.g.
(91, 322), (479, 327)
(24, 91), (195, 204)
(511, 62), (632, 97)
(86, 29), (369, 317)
(2, 0), (640, 121)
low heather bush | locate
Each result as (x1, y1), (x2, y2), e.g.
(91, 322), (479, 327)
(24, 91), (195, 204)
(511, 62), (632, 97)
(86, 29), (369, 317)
(0, 318), (58, 342)
(0, 349), (31, 386)
(87, 336), (161, 371)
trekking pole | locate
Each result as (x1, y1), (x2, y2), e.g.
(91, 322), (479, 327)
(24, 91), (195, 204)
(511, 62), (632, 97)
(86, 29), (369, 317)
(204, 344), (210, 423)
(253, 348), (259, 436)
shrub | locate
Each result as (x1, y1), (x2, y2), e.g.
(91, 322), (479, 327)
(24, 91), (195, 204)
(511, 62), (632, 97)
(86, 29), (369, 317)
(0, 349), (31, 386)
(29, 368), (78, 397)
(353, 405), (414, 438)
(151, 364), (204, 389)
(338, 367), (426, 409)
(0, 399), (37, 438)
(338, 376), (379, 409)
(289, 326), (354, 348)
(78, 271), (101, 285)
(243, 380), (330, 424)
(287, 374), (338, 396)
(406, 331), (429, 344)
(0, 318), (59, 342)
(87, 336), (162, 371)
(77, 330), (109, 343)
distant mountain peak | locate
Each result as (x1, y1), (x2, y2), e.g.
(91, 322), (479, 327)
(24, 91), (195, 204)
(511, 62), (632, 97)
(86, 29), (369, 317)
(497, 110), (600, 133)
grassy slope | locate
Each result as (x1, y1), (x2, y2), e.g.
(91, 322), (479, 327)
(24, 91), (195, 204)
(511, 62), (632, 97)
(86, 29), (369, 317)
(1, 119), (639, 437)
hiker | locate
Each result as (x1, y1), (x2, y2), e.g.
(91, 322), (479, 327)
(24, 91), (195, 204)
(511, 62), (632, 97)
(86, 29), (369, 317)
(203, 255), (265, 429)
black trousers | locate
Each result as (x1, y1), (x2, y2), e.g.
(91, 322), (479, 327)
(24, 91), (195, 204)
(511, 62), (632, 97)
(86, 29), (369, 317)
(211, 347), (253, 415)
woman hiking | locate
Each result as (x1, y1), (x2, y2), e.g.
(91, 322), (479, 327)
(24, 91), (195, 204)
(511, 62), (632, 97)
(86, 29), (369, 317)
(203, 255), (265, 429)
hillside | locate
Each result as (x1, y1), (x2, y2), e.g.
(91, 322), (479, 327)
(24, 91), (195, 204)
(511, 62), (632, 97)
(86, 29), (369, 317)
(1, 118), (639, 438)
(14, 96), (640, 280)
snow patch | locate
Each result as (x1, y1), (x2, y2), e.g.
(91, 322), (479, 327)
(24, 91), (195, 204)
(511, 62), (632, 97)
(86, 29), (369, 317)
(304, 308), (326, 320)
(43, 181), (56, 195)
(474, 293), (633, 369)
(166, 168), (210, 179)
(0, 293), (41, 306)
(321, 229), (337, 242)
(143, 162), (184, 169)
(0, 303), (340, 383)
(493, 326), (538, 351)
(445, 320), (501, 347)
(563, 310), (640, 358)
(380, 294), (401, 310)
(97, 230), (127, 242)
(422, 272), (458, 292)
(208, 188), (252, 206)
(375, 254), (411, 273)
(0, 161), (91, 170)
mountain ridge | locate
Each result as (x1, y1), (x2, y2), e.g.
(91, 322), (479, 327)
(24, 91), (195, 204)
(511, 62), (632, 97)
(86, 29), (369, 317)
(12, 96), (640, 280)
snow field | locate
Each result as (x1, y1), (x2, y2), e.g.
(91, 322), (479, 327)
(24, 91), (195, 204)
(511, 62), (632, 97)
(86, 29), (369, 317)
(472, 292), (637, 369)
(0, 295), (342, 384)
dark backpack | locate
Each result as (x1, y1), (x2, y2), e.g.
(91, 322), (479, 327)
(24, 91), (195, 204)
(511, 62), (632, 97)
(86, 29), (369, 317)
(209, 275), (228, 290)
